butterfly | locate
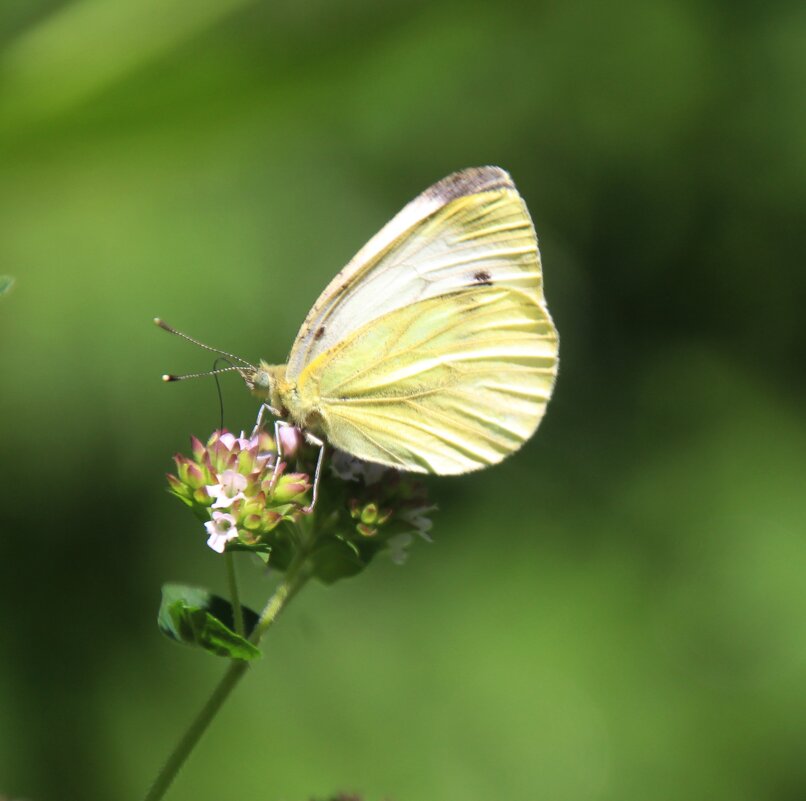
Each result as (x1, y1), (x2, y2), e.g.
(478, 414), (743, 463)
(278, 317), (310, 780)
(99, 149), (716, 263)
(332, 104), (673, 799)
(160, 167), (558, 506)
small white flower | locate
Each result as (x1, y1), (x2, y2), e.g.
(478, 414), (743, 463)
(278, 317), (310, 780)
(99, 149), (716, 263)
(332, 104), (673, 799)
(386, 533), (414, 565)
(399, 505), (436, 541)
(204, 511), (238, 553)
(207, 469), (248, 509)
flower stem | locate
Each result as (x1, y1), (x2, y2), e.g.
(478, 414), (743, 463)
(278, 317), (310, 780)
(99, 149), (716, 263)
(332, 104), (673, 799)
(144, 554), (309, 801)
(224, 551), (244, 637)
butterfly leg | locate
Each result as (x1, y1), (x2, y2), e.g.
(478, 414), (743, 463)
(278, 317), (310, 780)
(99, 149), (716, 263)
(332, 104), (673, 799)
(269, 418), (325, 513)
(251, 402), (282, 438)
(301, 432), (326, 514)
(252, 405), (289, 494)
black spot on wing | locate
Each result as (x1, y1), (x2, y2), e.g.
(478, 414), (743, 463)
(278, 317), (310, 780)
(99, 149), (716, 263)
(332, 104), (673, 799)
(314, 326), (326, 341)
(472, 270), (493, 286)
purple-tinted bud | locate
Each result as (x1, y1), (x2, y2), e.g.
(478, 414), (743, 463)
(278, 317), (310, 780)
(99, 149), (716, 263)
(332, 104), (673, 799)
(240, 495), (266, 519)
(239, 529), (260, 545)
(360, 503), (379, 526)
(259, 475), (277, 496)
(190, 435), (206, 462)
(173, 453), (187, 477)
(264, 510), (283, 527)
(192, 487), (212, 505)
(356, 523), (378, 538)
(174, 455), (198, 486)
(277, 425), (304, 460)
(286, 471), (309, 483)
(208, 439), (227, 471)
(243, 514), (263, 531)
(237, 447), (256, 474)
(273, 472), (311, 503)
(166, 473), (186, 495)
(184, 462), (206, 489)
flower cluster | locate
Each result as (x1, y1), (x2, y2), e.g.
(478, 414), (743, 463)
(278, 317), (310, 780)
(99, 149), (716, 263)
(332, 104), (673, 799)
(168, 429), (435, 580)
(167, 430), (310, 553)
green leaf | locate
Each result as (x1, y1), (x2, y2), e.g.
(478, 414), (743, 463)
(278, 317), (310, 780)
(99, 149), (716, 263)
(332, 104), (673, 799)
(158, 583), (261, 660)
(308, 536), (380, 584)
(0, 275), (14, 297)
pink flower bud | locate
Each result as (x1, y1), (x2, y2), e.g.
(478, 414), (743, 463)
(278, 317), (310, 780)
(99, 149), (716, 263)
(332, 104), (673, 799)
(190, 435), (206, 462)
(277, 425), (304, 460)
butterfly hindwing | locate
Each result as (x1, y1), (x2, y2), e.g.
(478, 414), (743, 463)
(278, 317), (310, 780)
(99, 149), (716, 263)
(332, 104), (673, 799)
(296, 287), (557, 474)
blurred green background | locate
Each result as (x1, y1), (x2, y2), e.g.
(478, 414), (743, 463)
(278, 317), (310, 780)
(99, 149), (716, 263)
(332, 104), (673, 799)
(1, 1), (805, 799)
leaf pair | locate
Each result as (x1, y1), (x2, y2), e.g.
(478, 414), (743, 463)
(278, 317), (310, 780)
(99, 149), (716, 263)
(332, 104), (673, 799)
(158, 584), (261, 661)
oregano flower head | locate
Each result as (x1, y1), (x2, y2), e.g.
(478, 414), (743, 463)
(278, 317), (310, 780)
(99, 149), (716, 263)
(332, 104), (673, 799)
(168, 429), (435, 582)
(167, 430), (310, 553)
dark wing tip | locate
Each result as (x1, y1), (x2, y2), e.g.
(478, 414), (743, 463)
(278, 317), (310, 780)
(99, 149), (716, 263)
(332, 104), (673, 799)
(424, 166), (515, 204)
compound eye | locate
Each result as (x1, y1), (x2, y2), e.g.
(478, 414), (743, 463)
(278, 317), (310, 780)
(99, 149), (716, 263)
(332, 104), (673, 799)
(256, 370), (270, 389)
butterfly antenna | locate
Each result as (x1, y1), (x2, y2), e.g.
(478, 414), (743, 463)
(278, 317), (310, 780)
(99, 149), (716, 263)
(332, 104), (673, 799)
(162, 366), (245, 383)
(154, 318), (255, 369)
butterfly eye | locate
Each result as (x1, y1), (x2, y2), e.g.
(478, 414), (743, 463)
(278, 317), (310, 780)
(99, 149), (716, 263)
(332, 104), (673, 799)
(254, 370), (271, 390)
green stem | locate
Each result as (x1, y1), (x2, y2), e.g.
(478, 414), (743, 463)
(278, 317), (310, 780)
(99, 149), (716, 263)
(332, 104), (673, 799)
(144, 554), (309, 801)
(224, 552), (244, 637)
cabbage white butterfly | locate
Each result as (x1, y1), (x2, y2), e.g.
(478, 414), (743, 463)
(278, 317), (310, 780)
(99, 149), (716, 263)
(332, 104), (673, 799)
(161, 167), (558, 507)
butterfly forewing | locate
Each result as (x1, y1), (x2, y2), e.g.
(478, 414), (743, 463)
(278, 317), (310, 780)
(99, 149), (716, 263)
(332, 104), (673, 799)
(286, 167), (544, 379)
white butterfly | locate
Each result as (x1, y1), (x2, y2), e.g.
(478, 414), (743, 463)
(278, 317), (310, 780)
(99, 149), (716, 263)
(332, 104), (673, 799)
(162, 167), (559, 508)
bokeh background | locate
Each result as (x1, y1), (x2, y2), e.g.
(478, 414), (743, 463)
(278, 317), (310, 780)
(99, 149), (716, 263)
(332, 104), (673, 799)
(1, 1), (805, 799)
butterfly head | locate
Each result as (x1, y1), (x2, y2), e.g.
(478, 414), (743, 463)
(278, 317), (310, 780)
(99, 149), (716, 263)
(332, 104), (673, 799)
(243, 360), (271, 394)
(242, 360), (285, 408)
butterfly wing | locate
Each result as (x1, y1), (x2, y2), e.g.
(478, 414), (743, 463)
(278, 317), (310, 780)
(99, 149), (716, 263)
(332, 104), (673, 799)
(286, 166), (559, 474)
